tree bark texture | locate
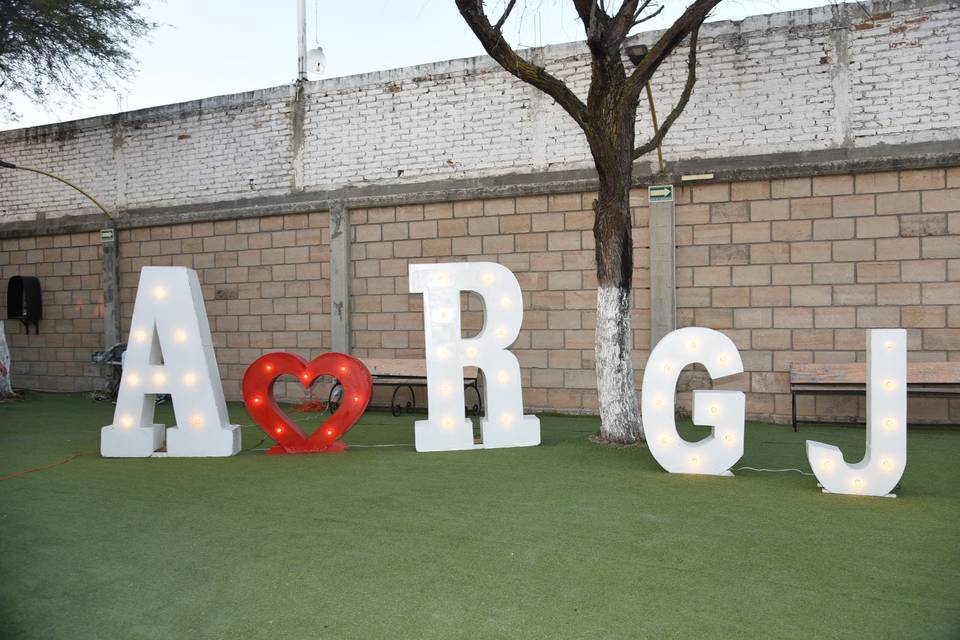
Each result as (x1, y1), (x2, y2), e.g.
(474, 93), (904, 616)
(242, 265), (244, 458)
(585, 50), (643, 443)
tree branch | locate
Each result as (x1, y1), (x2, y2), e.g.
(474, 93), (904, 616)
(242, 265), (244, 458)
(633, 3), (663, 27)
(572, 0), (601, 29)
(624, 0), (719, 99)
(607, 0), (641, 44)
(455, 0), (588, 129)
(633, 0), (654, 20)
(494, 0), (518, 31)
(632, 24), (700, 160)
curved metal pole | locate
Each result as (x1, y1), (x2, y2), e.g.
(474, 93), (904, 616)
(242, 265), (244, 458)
(644, 82), (665, 174)
(0, 160), (114, 221)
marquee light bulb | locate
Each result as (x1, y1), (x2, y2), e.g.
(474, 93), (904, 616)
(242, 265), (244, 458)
(253, 396), (263, 405)
(722, 433), (734, 444)
(690, 456), (700, 467)
(183, 372), (197, 386)
(466, 346), (478, 357)
(654, 397), (664, 408)
(482, 272), (495, 285)
(439, 383), (452, 396)
(882, 458), (894, 470)
(191, 414), (204, 428)
(120, 415), (133, 428)
(441, 417), (454, 430)
(127, 373), (140, 387)
(884, 341), (895, 351)
(709, 405), (719, 416)
(152, 372), (166, 385)
(883, 379), (895, 391)
(496, 370), (509, 384)
(326, 428), (335, 438)
(659, 434), (670, 446)
(500, 412), (514, 426)
(301, 372), (310, 381)
(152, 286), (167, 301)
(499, 296), (512, 309)
(174, 329), (188, 343)
(661, 362), (672, 374)
(437, 346), (450, 359)
(353, 395), (360, 403)
(822, 459), (832, 470)
(718, 354), (728, 365)
(134, 329), (147, 343)
(275, 425), (283, 435)
(688, 340), (698, 351)
(883, 418), (896, 431)
(339, 365), (347, 373)
(495, 326), (508, 339)
(853, 478), (864, 490)
(265, 363), (273, 373)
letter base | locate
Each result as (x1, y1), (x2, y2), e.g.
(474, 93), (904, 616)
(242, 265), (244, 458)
(100, 423), (165, 458)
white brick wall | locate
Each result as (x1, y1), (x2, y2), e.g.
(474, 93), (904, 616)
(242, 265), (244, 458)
(1, 0), (957, 223)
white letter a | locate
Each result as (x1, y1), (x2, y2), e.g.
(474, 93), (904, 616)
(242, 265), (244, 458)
(101, 267), (240, 457)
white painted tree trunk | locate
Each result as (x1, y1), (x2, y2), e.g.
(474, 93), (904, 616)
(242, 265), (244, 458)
(595, 286), (643, 443)
(0, 321), (12, 398)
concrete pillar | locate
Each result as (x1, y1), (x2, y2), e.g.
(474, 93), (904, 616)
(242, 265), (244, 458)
(101, 224), (121, 349)
(329, 200), (351, 353)
(648, 188), (676, 346)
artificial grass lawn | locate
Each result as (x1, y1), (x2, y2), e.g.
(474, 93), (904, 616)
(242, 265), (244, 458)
(0, 393), (958, 639)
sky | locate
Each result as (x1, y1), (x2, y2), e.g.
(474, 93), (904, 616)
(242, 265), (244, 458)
(1, 0), (834, 131)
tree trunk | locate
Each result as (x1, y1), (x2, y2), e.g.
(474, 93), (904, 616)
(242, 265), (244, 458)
(589, 101), (644, 444)
(0, 321), (12, 398)
(595, 278), (641, 443)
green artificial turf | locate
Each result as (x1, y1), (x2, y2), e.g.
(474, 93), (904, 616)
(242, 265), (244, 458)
(0, 392), (958, 639)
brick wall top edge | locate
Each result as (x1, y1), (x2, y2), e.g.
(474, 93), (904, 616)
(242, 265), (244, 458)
(0, 0), (944, 138)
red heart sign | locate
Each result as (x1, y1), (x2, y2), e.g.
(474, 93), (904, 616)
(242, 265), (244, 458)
(242, 352), (372, 455)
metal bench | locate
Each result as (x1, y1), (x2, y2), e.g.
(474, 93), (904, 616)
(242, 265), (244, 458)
(328, 358), (482, 417)
(790, 362), (960, 431)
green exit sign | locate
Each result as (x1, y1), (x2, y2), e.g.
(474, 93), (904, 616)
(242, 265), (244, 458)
(648, 184), (674, 203)
(100, 228), (115, 243)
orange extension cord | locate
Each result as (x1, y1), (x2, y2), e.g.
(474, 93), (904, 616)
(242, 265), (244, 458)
(0, 451), (98, 482)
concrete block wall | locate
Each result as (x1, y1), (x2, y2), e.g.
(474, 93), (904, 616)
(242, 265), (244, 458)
(0, 164), (957, 423)
(674, 167), (960, 422)
(0, 232), (105, 390)
(346, 193), (651, 413)
(116, 212), (332, 401)
(2, 0), (958, 223)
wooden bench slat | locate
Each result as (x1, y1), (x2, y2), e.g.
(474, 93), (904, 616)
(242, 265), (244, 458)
(790, 362), (960, 385)
(358, 358), (479, 380)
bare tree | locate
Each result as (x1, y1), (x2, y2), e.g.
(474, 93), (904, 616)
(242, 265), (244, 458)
(456, 0), (719, 444)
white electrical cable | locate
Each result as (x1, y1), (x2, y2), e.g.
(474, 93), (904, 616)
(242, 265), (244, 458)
(734, 466), (816, 477)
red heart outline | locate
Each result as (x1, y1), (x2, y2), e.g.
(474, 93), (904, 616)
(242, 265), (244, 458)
(242, 352), (372, 455)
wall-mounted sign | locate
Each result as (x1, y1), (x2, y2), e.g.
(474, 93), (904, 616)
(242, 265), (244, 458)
(648, 184), (674, 202)
(99, 228), (115, 243)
